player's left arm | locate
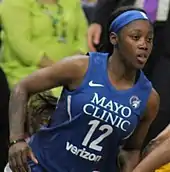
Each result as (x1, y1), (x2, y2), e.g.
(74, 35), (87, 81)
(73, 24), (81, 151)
(119, 88), (160, 172)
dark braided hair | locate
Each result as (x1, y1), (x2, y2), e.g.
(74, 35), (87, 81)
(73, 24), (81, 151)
(25, 92), (58, 135)
(98, 6), (147, 55)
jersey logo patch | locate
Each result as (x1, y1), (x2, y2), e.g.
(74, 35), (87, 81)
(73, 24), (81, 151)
(129, 96), (141, 109)
(89, 80), (104, 87)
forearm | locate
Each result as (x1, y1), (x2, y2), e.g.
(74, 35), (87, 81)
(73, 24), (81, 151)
(133, 138), (170, 172)
(9, 84), (29, 141)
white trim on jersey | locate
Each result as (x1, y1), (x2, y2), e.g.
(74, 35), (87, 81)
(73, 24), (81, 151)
(122, 128), (135, 140)
(67, 95), (72, 121)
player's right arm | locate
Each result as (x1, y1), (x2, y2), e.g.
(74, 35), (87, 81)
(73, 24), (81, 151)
(8, 55), (89, 172)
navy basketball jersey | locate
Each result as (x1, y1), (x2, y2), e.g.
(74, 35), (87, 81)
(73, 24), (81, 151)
(30, 52), (152, 172)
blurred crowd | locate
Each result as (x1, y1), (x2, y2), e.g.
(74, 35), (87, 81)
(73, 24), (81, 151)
(0, 0), (170, 171)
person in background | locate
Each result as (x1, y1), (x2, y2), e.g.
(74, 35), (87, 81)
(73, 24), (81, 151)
(0, 0), (88, 96)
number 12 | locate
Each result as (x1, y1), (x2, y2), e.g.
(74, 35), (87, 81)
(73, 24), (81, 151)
(82, 120), (113, 151)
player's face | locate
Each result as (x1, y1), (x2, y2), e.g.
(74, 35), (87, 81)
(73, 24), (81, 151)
(116, 20), (153, 69)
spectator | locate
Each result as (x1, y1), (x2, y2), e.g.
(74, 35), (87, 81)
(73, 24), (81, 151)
(0, 0), (88, 95)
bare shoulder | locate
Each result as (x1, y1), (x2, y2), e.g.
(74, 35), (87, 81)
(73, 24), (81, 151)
(56, 54), (89, 80)
(62, 54), (89, 65)
(145, 88), (160, 120)
(63, 55), (89, 72)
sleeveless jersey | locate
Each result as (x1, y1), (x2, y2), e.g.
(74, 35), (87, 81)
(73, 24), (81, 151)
(29, 52), (152, 172)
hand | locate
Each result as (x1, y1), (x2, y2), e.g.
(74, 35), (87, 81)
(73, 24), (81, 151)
(9, 141), (38, 172)
(87, 23), (102, 52)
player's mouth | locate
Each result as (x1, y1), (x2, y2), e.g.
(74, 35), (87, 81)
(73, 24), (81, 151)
(136, 53), (148, 64)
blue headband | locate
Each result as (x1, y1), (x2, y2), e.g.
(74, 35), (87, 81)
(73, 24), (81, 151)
(109, 10), (149, 33)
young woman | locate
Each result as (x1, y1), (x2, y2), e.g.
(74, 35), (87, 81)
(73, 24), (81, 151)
(8, 6), (159, 172)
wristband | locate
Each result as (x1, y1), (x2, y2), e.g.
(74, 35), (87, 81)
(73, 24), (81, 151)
(9, 138), (26, 148)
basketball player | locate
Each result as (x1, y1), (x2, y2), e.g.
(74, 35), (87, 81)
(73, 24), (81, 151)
(8, 6), (159, 172)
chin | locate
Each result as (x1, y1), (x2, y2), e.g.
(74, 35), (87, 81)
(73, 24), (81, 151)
(134, 63), (145, 70)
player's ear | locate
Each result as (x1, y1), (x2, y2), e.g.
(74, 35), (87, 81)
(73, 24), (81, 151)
(110, 32), (118, 46)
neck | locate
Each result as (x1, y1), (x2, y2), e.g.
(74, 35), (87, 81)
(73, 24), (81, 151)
(108, 49), (137, 86)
